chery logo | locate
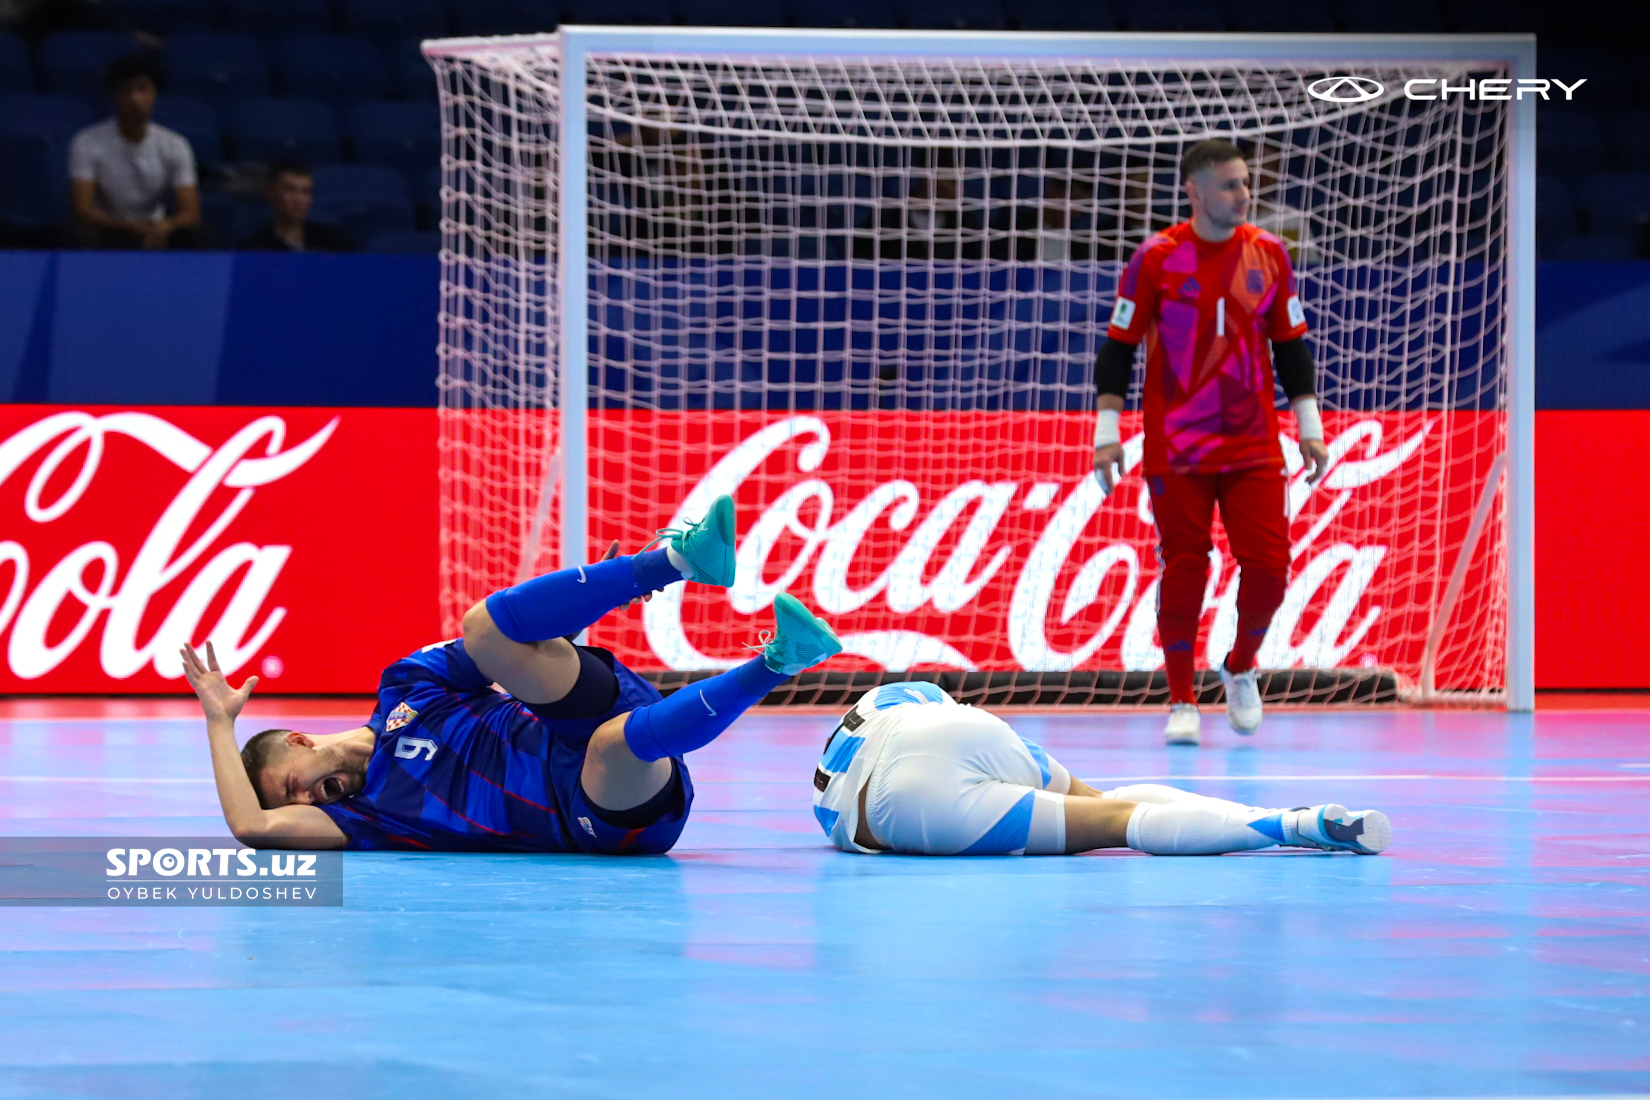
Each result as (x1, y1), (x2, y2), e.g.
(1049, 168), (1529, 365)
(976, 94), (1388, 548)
(0, 411), (337, 681)
(1307, 76), (1384, 103)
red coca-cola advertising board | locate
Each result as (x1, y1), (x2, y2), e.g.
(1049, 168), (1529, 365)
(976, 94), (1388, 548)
(0, 406), (439, 694)
(584, 410), (1506, 693)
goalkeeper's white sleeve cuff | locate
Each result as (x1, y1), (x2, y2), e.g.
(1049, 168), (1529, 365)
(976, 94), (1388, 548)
(1093, 408), (1120, 448)
(1291, 396), (1323, 441)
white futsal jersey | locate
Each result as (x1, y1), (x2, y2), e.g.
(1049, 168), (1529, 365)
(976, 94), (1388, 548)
(812, 682), (1072, 855)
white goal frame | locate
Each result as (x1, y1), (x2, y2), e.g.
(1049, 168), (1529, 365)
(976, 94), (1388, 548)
(430, 27), (1538, 711)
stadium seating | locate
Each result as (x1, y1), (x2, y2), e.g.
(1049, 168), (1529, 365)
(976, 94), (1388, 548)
(448, 0), (558, 35)
(1579, 173), (1650, 237)
(1611, 111), (1650, 172)
(151, 94), (222, 164)
(277, 34), (390, 108)
(339, 0), (452, 41)
(0, 31), (32, 95)
(1232, 0), (1334, 31)
(416, 166), (442, 230)
(310, 163), (415, 241)
(0, 93), (96, 227)
(1014, 0), (1117, 31)
(229, 97), (340, 163)
(783, 0), (897, 28)
(1337, 0), (1445, 34)
(165, 33), (271, 106)
(1539, 109), (1611, 180)
(676, 0), (773, 25)
(1537, 175), (1578, 252)
(223, 0), (334, 37)
(1446, 0), (1551, 34)
(899, 0), (1008, 30)
(348, 100), (439, 177)
(107, 0), (219, 34)
(393, 38), (439, 100)
(37, 31), (144, 100)
(366, 228), (440, 253)
(1111, 0), (1224, 31)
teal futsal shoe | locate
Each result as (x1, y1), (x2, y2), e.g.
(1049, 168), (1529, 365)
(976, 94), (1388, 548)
(761, 593), (844, 676)
(1284, 804), (1392, 855)
(659, 494), (737, 588)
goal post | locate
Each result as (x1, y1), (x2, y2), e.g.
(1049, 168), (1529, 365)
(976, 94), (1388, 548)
(425, 29), (1537, 711)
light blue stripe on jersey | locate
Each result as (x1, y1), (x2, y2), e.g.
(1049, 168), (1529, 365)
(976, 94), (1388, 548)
(1018, 737), (1053, 788)
(814, 804), (840, 835)
(821, 734), (865, 773)
(958, 791), (1035, 855)
(873, 681), (948, 709)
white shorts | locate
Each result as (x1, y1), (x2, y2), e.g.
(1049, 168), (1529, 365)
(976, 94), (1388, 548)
(861, 703), (1072, 855)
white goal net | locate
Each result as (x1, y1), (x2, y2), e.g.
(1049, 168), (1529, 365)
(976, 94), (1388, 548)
(427, 32), (1527, 708)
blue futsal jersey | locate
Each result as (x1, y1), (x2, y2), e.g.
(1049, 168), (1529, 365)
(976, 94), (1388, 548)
(317, 640), (692, 854)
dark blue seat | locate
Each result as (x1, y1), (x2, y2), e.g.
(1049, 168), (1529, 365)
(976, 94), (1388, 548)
(310, 163), (415, 241)
(784, 0), (896, 28)
(1016, 0), (1119, 30)
(1539, 108), (1609, 178)
(1611, 111), (1650, 172)
(366, 228), (439, 252)
(449, 0), (558, 35)
(38, 31), (147, 99)
(416, 164), (441, 228)
(348, 100), (438, 175)
(1580, 172), (1650, 236)
(0, 30), (32, 94)
(676, 0), (771, 23)
(224, 0), (333, 36)
(1112, 0), (1225, 30)
(0, 93), (97, 226)
(107, 0), (219, 34)
(340, 0), (450, 39)
(277, 34), (390, 108)
(393, 38), (438, 100)
(898, 0), (1006, 29)
(230, 196), (273, 242)
(1229, 0), (1334, 31)
(151, 94), (221, 163)
(165, 33), (270, 105)
(198, 189), (238, 241)
(228, 97), (340, 162)
(1337, 0), (1444, 33)
(1537, 173), (1577, 253)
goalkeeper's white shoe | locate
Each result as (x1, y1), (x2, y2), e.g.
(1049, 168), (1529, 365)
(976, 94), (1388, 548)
(1164, 704), (1201, 746)
(1283, 805), (1391, 855)
(1219, 662), (1262, 735)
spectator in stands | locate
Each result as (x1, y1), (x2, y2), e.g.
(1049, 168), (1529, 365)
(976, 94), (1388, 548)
(69, 53), (208, 248)
(239, 160), (353, 252)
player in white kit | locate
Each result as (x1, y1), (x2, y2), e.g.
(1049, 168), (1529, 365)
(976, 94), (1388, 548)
(812, 683), (1391, 856)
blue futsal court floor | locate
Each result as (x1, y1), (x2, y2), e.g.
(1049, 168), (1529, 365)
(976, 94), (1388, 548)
(0, 700), (1646, 1099)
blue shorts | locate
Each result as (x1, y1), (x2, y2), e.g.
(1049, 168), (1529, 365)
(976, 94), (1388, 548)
(531, 649), (695, 856)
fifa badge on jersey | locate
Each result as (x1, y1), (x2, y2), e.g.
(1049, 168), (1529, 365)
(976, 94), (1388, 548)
(1110, 297), (1136, 330)
(1287, 294), (1306, 328)
(385, 702), (418, 732)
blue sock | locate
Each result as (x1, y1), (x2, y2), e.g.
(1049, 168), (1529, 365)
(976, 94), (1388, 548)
(484, 551), (683, 644)
(623, 656), (789, 762)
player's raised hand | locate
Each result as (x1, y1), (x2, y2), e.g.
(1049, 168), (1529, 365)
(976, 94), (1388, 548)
(1300, 438), (1330, 486)
(1092, 443), (1124, 496)
(179, 641), (260, 724)
(601, 539), (653, 605)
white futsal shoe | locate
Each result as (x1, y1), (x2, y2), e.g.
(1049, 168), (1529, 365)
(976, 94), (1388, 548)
(1282, 804), (1391, 855)
(1164, 704), (1201, 746)
(1219, 662), (1262, 735)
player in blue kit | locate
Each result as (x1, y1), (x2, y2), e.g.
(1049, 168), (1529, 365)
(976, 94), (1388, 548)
(185, 494), (844, 853)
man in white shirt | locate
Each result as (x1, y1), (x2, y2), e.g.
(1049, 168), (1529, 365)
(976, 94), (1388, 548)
(68, 54), (207, 249)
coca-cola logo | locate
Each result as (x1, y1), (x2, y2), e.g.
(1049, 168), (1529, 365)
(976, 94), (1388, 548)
(640, 414), (1434, 674)
(0, 411), (337, 681)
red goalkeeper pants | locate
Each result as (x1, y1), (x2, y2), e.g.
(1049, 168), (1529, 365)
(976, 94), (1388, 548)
(1147, 466), (1291, 705)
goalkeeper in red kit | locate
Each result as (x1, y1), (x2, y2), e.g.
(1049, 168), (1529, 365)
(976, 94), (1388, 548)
(1092, 139), (1330, 746)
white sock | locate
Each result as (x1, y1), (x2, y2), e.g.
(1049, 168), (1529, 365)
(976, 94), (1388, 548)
(1124, 801), (1285, 855)
(1104, 783), (1268, 815)
(665, 545), (693, 579)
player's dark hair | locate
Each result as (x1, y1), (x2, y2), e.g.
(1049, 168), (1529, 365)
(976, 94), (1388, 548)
(1180, 138), (1245, 181)
(267, 159), (313, 183)
(106, 53), (163, 93)
(241, 729), (293, 810)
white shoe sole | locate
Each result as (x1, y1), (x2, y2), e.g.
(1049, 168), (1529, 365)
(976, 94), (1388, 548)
(1219, 666), (1262, 735)
(1317, 804), (1391, 855)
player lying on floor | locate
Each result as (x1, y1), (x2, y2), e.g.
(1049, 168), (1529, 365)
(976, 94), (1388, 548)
(185, 494), (843, 853)
(812, 683), (1390, 856)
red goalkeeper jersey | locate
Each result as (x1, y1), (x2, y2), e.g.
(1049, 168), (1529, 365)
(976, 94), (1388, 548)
(1107, 221), (1309, 474)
